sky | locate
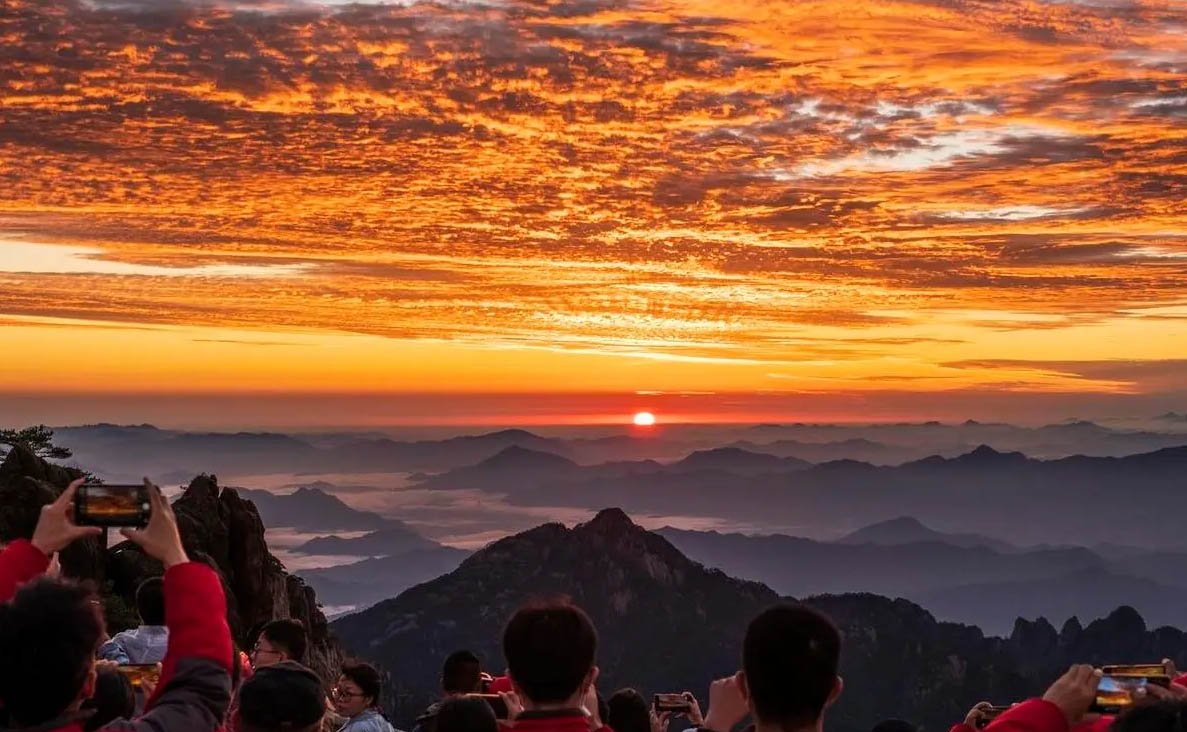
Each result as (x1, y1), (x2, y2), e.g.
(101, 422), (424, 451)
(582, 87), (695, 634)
(1, 0), (1186, 427)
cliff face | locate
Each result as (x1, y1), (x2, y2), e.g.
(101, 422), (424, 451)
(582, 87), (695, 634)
(0, 444), (342, 682)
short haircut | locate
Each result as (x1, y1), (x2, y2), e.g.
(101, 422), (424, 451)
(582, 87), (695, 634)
(1112, 701), (1187, 732)
(261, 619), (308, 663)
(135, 577), (166, 626)
(340, 661), (383, 705)
(0, 578), (105, 725)
(742, 604), (841, 728)
(82, 669), (135, 732)
(436, 696), (499, 732)
(442, 650), (482, 694)
(503, 601), (597, 704)
(239, 661), (326, 732)
(607, 689), (651, 732)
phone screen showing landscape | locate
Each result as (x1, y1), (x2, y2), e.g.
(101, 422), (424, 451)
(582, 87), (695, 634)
(77, 485), (150, 527)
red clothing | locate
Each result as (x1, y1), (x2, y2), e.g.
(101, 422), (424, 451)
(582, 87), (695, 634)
(0, 540), (233, 732)
(513, 710), (612, 732)
(489, 676), (514, 694)
(0, 538), (51, 601)
(984, 699), (1069, 732)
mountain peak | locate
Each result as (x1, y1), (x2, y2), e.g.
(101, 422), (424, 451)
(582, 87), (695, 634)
(582, 507), (638, 534)
(475, 445), (576, 470)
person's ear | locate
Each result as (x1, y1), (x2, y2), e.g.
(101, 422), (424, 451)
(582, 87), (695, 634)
(587, 666), (600, 689)
(738, 670), (752, 709)
(825, 676), (844, 708)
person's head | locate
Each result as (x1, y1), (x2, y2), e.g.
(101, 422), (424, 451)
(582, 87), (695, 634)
(253, 619), (308, 668)
(871, 720), (918, 732)
(82, 668), (135, 732)
(1112, 700), (1187, 732)
(607, 689), (651, 732)
(237, 661), (326, 732)
(0, 578), (105, 726)
(442, 650), (483, 695)
(436, 696), (499, 732)
(334, 662), (382, 719)
(135, 577), (165, 626)
(740, 604), (842, 731)
(503, 601), (598, 706)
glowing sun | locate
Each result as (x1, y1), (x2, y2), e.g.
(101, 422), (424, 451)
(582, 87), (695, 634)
(632, 411), (657, 427)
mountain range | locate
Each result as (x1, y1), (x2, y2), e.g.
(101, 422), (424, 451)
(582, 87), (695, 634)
(332, 508), (1187, 732)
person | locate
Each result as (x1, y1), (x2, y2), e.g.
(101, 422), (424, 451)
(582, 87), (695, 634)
(334, 661), (399, 732)
(414, 651), (485, 732)
(81, 669), (136, 731)
(699, 604), (843, 732)
(435, 697), (499, 732)
(98, 577), (168, 664)
(1111, 699), (1187, 732)
(607, 689), (651, 732)
(235, 660), (327, 732)
(251, 619), (308, 668)
(0, 477), (234, 732)
(499, 601), (612, 732)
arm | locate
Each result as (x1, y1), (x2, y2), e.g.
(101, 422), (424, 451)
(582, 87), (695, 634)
(986, 666), (1100, 732)
(100, 657), (230, 732)
(0, 540), (50, 602)
(984, 701), (1068, 732)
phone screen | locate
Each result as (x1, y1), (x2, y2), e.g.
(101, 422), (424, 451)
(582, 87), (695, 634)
(115, 664), (161, 689)
(75, 484), (151, 528)
(1094, 676), (1154, 712)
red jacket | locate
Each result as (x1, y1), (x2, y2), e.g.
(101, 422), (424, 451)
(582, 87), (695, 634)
(957, 674), (1187, 732)
(0, 539), (233, 732)
(513, 710), (613, 732)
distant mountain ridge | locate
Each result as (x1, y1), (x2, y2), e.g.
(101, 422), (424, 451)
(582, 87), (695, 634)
(332, 508), (1187, 732)
(838, 516), (1016, 553)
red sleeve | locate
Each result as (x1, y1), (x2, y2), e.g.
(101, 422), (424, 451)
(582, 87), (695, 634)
(0, 539), (50, 602)
(1175, 673), (1187, 687)
(985, 700), (1069, 732)
(145, 561), (234, 709)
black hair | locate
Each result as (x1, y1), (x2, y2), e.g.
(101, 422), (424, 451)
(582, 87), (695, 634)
(340, 662), (383, 707)
(135, 577), (165, 626)
(1112, 701), (1187, 732)
(0, 578), (105, 725)
(436, 696), (499, 732)
(442, 650), (482, 694)
(82, 669), (135, 731)
(742, 604), (841, 728)
(503, 601), (597, 704)
(261, 619), (308, 663)
(607, 689), (651, 732)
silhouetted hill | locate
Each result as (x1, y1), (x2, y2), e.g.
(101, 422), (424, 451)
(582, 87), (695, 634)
(298, 547), (471, 612)
(332, 509), (1187, 732)
(237, 487), (393, 532)
(293, 526), (441, 556)
(839, 517), (1016, 553)
(671, 447), (811, 474)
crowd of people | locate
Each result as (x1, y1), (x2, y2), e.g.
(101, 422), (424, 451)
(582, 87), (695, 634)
(3, 479), (1187, 732)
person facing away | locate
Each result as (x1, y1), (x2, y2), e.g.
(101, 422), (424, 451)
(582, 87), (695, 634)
(0, 477), (233, 732)
(699, 604), (843, 732)
(435, 697), (499, 732)
(81, 669), (136, 732)
(415, 650), (484, 732)
(235, 661), (327, 732)
(333, 661), (400, 732)
(501, 601), (612, 732)
(97, 577), (168, 665)
(607, 689), (651, 732)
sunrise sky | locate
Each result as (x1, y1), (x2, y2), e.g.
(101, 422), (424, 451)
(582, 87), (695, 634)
(1, 0), (1185, 427)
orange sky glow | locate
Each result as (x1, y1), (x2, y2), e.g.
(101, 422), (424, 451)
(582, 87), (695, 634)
(1, 0), (1185, 425)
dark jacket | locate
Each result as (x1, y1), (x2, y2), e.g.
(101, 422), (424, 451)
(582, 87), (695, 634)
(0, 539), (233, 732)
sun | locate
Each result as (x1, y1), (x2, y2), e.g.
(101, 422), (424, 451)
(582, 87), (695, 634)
(632, 411), (656, 427)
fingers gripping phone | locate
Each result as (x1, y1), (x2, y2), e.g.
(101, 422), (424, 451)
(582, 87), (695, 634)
(74, 484), (151, 528)
(654, 693), (693, 714)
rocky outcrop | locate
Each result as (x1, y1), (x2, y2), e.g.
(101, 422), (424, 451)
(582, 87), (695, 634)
(0, 446), (343, 683)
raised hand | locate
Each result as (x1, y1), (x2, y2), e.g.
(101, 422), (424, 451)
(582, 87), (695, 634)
(120, 479), (188, 569)
(964, 702), (994, 729)
(703, 674), (749, 732)
(31, 478), (102, 556)
(1042, 665), (1101, 725)
(684, 692), (705, 727)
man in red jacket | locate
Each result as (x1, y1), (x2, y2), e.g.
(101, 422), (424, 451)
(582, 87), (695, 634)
(498, 602), (612, 732)
(0, 478), (233, 732)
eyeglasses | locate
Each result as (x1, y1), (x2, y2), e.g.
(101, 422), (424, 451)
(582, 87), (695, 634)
(251, 645), (282, 658)
(332, 688), (365, 700)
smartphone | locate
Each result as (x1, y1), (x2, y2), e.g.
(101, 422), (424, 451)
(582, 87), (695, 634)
(1092, 667), (1171, 713)
(115, 664), (160, 689)
(465, 694), (509, 719)
(654, 693), (692, 713)
(975, 707), (1012, 729)
(74, 484), (151, 528)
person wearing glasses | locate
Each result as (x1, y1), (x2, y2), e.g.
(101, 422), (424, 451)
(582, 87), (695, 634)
(333, 662), (399, 732)
(251, 620), (307, 669)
